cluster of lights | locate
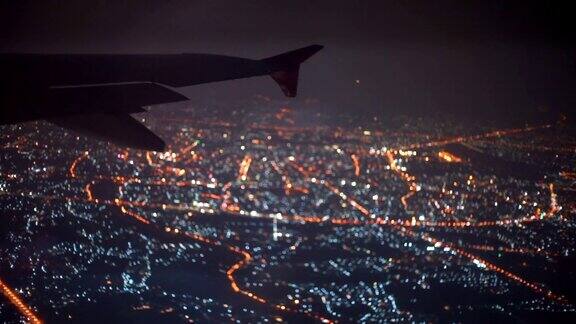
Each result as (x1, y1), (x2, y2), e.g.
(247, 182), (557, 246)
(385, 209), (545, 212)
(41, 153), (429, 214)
(69, 156), (335, 323)
(401, 124), (552, 150)
(351, 154), (361, 176)
(238, 154), (252, 181)
(438, 151), (462, 163)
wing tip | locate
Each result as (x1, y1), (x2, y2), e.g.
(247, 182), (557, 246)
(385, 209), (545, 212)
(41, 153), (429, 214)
(264, 45), (323, 97)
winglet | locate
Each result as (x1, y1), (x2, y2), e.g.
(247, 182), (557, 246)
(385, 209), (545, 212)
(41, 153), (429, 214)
(261, 45), (323, 97)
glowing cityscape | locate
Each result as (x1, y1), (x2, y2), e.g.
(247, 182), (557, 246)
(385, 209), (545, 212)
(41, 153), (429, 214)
(1, 101), (575, 323)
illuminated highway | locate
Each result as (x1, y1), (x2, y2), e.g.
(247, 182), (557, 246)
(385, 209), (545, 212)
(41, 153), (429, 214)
(0, 278), (42, 324)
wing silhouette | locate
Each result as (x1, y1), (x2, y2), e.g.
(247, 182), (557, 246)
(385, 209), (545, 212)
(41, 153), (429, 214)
(0, 45), (323, 150)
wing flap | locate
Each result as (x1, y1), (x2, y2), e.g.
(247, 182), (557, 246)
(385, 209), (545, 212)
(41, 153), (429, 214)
(47, 82), (188, 115)
(50, 113), (165, 151)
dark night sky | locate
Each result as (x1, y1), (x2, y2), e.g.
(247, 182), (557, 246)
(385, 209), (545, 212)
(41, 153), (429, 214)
(1, 1), (575, 121)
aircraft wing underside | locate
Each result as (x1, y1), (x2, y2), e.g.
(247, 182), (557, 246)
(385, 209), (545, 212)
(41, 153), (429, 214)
(1, 82), (188, 124)
(2, 82), (188, 150)
(49, 82), (189, 114)
(50, 113), (166, 151)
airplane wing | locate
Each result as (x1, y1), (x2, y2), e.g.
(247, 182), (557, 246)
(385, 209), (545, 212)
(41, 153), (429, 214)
(45, 82), (186, 151)
(50, 113), (166, 151)
(0, 45), (323, 151)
